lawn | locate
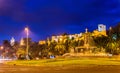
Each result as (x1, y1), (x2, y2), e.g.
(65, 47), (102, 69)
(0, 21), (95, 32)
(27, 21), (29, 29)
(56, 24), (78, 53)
(6, 57), (120, 66)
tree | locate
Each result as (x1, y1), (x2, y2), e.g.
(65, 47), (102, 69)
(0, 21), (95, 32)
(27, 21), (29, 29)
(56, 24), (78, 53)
(106, 41), (120, 55)
(16, 48), (26, 60)
(2, 40), (12, 58)
(106, 23), (120, 55)
(69, 39), (78, 53)
(93, 36), (109, 52)
(55, 43), (66, 55)
(29, 42), (40, 59)
(48, 41), (57, 55)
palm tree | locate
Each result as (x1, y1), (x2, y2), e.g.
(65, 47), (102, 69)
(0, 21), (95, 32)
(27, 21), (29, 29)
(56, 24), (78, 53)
(94, 36), (109, 52)
(54, 43), (66, 55)
(49, 41), (57, 55)
(69, 39), (78, 53)
(106, 41), (119, 55)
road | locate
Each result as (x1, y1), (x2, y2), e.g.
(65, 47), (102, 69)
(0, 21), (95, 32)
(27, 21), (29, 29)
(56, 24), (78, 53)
(0, 63), (120, 73)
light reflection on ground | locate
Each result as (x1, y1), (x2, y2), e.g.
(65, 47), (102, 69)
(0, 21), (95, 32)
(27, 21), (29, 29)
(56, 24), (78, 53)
(0, 59), (12, 63)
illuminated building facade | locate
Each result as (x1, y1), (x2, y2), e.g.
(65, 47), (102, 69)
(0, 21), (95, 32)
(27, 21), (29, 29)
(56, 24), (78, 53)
(98, 24), (106, 32)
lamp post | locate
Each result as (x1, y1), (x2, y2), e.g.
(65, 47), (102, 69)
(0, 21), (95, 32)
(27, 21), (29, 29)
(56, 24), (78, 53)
(109, 27), (113, 55)
(25, 27), (29, 60)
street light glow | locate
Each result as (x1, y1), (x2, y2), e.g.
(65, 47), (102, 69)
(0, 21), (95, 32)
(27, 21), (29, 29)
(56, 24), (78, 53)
(25, 27), (29, 36)
(25, 27), (29, 31)
(0, 46), (3, 50)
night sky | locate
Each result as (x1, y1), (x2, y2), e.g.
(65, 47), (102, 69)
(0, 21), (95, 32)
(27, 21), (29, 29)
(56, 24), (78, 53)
(0, 0), (120, 43)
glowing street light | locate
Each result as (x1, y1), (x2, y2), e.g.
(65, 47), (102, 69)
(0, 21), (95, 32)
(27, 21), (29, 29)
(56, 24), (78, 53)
(0, 46), (3, 50)
(25, 27), (29, 60)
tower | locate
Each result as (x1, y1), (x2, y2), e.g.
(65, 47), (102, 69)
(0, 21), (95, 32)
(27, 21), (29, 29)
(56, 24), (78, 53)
(10, 37), (15, 46)
(98, 24), (106, 32)
(20, 38), (24, 46)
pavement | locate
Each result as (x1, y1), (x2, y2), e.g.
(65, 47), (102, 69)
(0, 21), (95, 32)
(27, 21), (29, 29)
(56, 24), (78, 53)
(0, 63), (120, 73)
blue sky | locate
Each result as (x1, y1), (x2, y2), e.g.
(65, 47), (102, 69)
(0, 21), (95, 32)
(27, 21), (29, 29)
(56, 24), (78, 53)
(0, 0), (120, 43)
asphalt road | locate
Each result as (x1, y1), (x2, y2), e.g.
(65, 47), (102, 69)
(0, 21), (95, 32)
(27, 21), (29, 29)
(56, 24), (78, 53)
(0, 63), (120, 73)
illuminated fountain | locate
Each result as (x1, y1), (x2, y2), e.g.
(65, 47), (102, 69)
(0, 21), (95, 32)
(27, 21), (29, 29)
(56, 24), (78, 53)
(75, 28), (97, 55)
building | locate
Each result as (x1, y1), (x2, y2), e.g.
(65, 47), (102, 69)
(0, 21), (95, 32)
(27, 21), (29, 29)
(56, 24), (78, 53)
(20, 38), (25, 46)
(92, 24), (107, 37)
(51, 33), (83, 43)
(39, 40), (46, 45)
(10, 37), (15, 46)
(98, 24), (106, 32)
(51, 36), (60, 42)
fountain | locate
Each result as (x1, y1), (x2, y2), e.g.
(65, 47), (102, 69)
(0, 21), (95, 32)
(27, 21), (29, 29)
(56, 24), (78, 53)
(74, 28), (97, 55)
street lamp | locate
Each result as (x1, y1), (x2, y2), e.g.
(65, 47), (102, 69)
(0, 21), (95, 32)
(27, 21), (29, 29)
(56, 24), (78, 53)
(25, 27), (29, 60)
